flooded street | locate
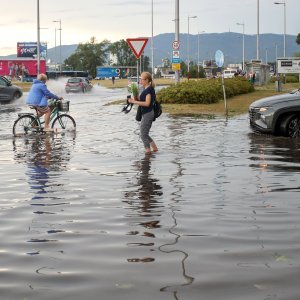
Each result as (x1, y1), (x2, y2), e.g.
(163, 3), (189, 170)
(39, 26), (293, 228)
(1, 81), (300, 300)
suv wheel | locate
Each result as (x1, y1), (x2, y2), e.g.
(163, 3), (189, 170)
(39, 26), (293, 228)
(280, 114), (300, 138)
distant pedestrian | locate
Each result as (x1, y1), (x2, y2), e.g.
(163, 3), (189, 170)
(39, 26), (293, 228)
(112, 76), (115, 85)
(252, 72), (256, 84)
(9, 63), (14, 78)
(14, 64), (19, 79)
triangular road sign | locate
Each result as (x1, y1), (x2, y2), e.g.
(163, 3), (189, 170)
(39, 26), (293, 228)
(126, 38), (149, 59)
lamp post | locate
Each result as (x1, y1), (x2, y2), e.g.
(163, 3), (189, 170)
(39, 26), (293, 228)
(236, 22), (245, 70)
(53, 19), (62, 71)
(256, 0), (260, 60)
(37, 0), (40, 75)
(174, 0), (180, 84)
(274, 0), (286, 57)
(54, 27), (57, 72)
(197, 31), (205, 77)
(151, 0), (154, 78)
(187, 15), (197, 79)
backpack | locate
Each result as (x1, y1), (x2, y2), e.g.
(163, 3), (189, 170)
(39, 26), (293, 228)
(153, 100), (162, 120)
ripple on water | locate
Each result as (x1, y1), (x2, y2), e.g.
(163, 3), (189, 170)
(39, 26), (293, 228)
(0, 91), (300, 299)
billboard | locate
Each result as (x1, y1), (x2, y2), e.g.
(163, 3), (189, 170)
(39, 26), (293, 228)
(96, 67), (120, 79)
(0, 58), (46, 77)
(277, 57), (300, 74)
(17, 42), (47, 58)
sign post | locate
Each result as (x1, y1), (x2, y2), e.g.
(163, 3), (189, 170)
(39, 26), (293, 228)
(126, 38), (148, 84)
(215, 50), (228, 116)
(172, 41), (181, 73)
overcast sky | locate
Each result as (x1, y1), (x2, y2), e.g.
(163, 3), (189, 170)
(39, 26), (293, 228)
(0, 0), (298, 56)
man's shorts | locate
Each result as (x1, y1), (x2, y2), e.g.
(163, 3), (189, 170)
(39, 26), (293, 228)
(34, 106), (50, 114)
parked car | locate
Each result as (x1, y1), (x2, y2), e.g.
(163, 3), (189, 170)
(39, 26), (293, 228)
(249, 88), (300, 138)
(223, 69), (237, 78)
(65, 77), (93, 93)
(0, 76), (23, 103)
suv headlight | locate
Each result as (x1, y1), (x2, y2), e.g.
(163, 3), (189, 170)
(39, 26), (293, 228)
(258, 106), (274, 124)
(259, 106), (271, 112)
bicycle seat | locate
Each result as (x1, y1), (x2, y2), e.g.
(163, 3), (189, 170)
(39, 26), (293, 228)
(18, 112), (36, 117)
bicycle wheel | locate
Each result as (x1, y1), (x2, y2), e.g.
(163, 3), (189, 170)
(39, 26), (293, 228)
(51, 114), (76, 132)
(13, 115), (36, 137)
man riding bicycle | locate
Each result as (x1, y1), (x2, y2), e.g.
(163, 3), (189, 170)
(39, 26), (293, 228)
(26, 73), (63, 132)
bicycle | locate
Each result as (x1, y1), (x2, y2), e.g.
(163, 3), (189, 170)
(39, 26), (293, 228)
(13, 99), (76, 137)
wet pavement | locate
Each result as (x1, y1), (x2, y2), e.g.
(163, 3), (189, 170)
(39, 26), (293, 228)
(0, 80), (300, 300)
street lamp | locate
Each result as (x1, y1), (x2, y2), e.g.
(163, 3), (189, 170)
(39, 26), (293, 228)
(274, 0), (286, 57)
(187, 15), (197, 78)
(236, 22), (245, 70)
(197, 31), (205, 76)
(174, 0), (180, 84)
(54, 27), (57, 72)
(53, 19), (62, 71)
(37, 0), (40, 75)
(256, 0), (260, 60)
(151, 0), (154, 78)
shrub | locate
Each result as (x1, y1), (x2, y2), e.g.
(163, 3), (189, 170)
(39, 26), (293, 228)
(269, 74), (299, 83)
(156, 77), (254, 104)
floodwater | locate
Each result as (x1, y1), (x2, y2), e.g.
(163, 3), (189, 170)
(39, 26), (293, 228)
(1, 80), (300, 300)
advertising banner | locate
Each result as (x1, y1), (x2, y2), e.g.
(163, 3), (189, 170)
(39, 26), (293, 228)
(17, 42), (47, 58)
(0, 59), (46, 77)
(277, 58), (300, 74)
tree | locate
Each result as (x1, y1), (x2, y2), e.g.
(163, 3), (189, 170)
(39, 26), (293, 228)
(64, 37), (110, 78)
(108, 39), (136, 67)
(180, 61), (187, 77)
(296, 33), (300, 45)
(189, 62), (206, 78)
(109, 39), (150, 74)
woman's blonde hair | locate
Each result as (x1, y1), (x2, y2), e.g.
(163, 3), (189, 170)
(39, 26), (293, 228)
(141, 72), (155, 88)
(38, 73), (48, 82)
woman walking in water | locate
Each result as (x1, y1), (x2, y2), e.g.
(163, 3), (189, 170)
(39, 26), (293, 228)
(128, 72), (158, 154)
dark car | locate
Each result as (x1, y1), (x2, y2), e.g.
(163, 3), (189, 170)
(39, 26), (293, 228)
(0, 76), (23, 103)
(249, 88), (300, 138)
(65, 77), (93, 93)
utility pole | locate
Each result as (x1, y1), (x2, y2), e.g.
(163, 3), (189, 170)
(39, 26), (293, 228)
(37, 0), (40, 75)
(256, 0), (260, 60)
(175, 0), (180, 84)
(151, 0), (154, 77)
(187, 15), (197, 79)
(236, 22), (245, 70)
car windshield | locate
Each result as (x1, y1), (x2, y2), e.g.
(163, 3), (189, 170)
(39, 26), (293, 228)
(0, 78), (7, 86)
(68, 78), (81, 83)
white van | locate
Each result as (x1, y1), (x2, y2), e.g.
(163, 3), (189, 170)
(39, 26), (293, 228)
(223, 69), (237, 78)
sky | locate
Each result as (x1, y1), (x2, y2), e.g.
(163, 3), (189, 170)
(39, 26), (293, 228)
(0, 0), (299, 56)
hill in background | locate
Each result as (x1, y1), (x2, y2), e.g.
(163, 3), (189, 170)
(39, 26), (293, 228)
(2, 32), (298, 67)
(144, 32), (299, 65)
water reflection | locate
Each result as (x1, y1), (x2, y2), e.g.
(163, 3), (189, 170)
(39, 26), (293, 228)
(248, 132), (300, 172)
(123, 154), (163, 263)
(12, 134), (75, 245)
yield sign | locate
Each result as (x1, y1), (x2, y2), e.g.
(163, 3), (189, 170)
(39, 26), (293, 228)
(126, 38), (148, 59)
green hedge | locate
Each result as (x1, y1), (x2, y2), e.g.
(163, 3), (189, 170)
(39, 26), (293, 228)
(269, 74), (299, 83)
(156, 77), (254, 104)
